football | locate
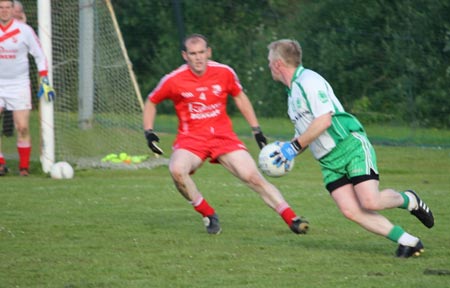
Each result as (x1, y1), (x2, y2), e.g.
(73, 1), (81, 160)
(50, 161), (74, 179)
(258, 142), (295, 177)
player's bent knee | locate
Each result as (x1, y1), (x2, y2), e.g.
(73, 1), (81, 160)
(359, 199), (383, 211)
(340, 208), (359, 222)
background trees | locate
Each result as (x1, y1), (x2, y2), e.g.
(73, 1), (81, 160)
(114, 0), (450, 128)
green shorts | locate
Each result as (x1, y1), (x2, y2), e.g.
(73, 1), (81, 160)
(319, 132), (379, 193)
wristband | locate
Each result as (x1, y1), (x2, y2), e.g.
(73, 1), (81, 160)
(251, 126), (262, 133)
(291, 139), (302, 152)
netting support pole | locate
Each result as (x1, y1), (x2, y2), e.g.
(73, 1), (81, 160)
(38, 0), (54, 173)
(106, 0), (144, 111)
(78, 0), (95, 130)
(172, 0), (185, 51)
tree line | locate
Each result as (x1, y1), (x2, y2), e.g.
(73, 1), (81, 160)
(114, 0), (449, 128)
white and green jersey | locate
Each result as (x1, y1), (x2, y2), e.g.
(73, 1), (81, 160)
(288, 66), (365, 159)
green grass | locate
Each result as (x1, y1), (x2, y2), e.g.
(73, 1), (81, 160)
(232, 116), (450, 148)
(1, 127), (450, 287)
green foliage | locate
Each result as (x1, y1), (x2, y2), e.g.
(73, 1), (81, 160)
(114, 0), (449, 128)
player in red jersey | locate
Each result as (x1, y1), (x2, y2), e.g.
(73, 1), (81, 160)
(143, 34), (309, 235)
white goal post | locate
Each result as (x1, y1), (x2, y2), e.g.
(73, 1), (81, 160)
(37, 0), (54, 173)
(29, 0), (153, 171)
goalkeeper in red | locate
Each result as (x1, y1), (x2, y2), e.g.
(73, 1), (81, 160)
(266, 39), (434, 258)
(0, 0), (54, 176)
(143, 34), (308, 235)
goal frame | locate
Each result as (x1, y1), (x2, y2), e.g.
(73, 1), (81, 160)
(38, 0), (54, 173)
(37, 0), (144, 173)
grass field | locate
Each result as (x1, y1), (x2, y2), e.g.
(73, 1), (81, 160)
(1, 117), (450, 287)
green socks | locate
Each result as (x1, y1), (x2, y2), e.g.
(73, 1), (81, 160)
(399, 192), (409, 209)
(387, 225), (405, 242)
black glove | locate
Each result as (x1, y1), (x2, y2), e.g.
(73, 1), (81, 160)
(144, 129), (164, 155)
(252, 126), (267, 150)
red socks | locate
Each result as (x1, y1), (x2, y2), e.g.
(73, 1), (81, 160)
(192, 198), (298, 227)
(0, 143), (31, 170)
(193, 198), (215, 217)
(17, 142), (31, 170)
(276, 202), (297, 226)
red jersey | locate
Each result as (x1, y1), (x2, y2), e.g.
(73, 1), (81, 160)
(148, 60), (242, 137)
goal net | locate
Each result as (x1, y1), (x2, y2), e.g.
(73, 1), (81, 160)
(21, 0), (164, 170)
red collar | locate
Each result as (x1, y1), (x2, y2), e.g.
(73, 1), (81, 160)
(0, 19), (14, 32)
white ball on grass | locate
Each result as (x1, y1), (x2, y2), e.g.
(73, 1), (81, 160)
(50, 161), (74, 179)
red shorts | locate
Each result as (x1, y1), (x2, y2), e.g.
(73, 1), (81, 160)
(174, 132), (247, 163)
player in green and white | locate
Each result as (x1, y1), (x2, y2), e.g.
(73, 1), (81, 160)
(267, 39), (434, 258)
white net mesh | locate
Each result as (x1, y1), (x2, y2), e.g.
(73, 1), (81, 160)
(21, 0), (162, 169)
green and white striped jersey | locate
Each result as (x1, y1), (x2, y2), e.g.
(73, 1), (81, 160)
(287, 66), (365, 159)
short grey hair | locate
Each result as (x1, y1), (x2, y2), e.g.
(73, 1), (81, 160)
(268, 39), (302, 67)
